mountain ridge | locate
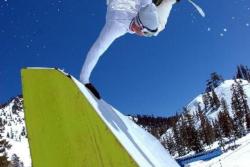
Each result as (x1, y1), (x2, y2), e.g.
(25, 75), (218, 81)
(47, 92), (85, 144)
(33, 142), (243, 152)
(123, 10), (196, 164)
(1, 77), (250, 166)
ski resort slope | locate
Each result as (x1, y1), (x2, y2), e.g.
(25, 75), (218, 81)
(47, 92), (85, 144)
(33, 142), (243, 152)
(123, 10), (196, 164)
(72, 77), (179, 167)
(189, 133), (250, 167)
(22, 68), (179, 167)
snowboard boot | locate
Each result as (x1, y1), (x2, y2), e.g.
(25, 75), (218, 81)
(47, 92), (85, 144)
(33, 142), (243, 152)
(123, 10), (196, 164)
(85, 83), (101, 100)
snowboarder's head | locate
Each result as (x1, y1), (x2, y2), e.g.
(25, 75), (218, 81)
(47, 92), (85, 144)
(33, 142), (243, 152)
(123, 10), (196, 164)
(130, 4), (159, 37)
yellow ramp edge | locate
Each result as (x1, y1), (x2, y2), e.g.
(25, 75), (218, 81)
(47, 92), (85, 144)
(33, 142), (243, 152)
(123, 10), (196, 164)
(21, 69), (138, 167)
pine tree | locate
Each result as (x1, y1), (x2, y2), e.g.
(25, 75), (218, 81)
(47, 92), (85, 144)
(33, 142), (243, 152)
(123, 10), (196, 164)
(11, 154), (23, 167)
(162, 134), (176, 156)
(21, 127), (26, 137)
(218, 98), (234, 138)
(0, 154), (10, 167)
(212, 119), (226, 150)
(202, 93), (210, 112)
(237, 81), (250, 116)
(236, 80), (250, 132)
(246, 112), (250, 132)
(6, 133), (9, 139)
(0, 135), (11, 167)
(211, 89), (221, 109)
(248, 66), (250, 81)
(179, 114), (189, 150)
(236, 65), (244, 80)
(231, 83), (246, 138)
(0, 118), (4, 133)
(237, 80), (250, 132)
(183, 113), (203, 153)
(206, 72), (224, 92)
(10, 128), (14, 139)
(198, 107), (215, 146)
(172, 121), (186, 156)
(202, 91), (219, 111)
(236, 65), (250, 81)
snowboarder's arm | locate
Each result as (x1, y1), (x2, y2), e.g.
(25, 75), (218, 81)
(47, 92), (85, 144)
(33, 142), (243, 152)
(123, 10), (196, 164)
(80, 21), (127, 83)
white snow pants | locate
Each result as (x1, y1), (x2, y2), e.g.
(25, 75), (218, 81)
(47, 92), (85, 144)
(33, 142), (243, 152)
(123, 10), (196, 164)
(80, 21), (126, 84)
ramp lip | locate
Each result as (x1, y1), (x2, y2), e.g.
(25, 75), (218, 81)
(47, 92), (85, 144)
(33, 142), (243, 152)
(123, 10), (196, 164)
(21, 68), (180, 167)
(21, 68), (139, 167)
(23, 67), (54, 70)
(70, 74), (180, 167)
(22, 67), (71, 78)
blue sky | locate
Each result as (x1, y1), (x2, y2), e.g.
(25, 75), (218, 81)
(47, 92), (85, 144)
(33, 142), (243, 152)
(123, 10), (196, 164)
(1, 0), (250, 116)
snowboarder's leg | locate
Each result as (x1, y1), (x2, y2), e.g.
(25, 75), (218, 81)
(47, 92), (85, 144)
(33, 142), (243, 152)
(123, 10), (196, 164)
(80, 21), (126, 84)
(80, 43), (103, 84)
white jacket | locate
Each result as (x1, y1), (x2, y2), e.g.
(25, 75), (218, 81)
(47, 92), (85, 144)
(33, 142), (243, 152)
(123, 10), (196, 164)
(80, 0), (176, 83)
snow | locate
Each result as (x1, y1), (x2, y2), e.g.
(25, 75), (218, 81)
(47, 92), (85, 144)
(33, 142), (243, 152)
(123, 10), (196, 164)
(72, 77), (180, 167)
(186, 79), (250, 120)
(0, 68), (179, 167)
(4, 69), (248, 167)
(0, 98), (31, 167)
(189, 133), (250, 167)
(175, 79), (250, 166)
(8, 139), (31, 167)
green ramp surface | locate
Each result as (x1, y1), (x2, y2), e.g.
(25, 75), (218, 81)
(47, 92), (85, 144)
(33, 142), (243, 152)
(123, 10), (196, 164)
(21, 69), (138, 167)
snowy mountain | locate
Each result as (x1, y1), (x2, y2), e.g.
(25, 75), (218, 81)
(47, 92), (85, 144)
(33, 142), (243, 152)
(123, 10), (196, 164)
(186, 79), (250, 120)
(0, 72), (180, 167)
(1, 78), (249, 167)
(0, 93), (177, 167)
(0, 96), (31, 167)
(159, 78), (250, 160)
(0, 94), (178, 167)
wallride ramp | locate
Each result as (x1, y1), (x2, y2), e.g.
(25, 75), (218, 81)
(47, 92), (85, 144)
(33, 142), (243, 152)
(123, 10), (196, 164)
(21, 68), (179, 167)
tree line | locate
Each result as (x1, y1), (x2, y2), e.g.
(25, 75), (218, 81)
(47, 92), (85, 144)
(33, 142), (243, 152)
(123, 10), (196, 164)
(133, 65), (250, 157)
(162, 80), (250, 156)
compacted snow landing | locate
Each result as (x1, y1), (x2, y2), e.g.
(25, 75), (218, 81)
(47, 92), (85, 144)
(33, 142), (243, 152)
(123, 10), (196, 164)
(189, 133), (250, 167)
(72, 73), (180, 167)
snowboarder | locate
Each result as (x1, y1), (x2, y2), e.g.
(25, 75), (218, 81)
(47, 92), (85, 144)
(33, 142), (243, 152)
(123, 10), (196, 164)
(80, 0), (180, 99)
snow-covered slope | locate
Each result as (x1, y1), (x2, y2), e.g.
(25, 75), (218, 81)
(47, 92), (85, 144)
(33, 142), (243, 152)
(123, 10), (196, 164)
(160, 79), (250, 158)
(0, 68), (180, 167)
(0, 96), (31, 167)
(186, 79), (250, 120)
(72, 76), (180, 167)
(189, 132), (250, 167)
